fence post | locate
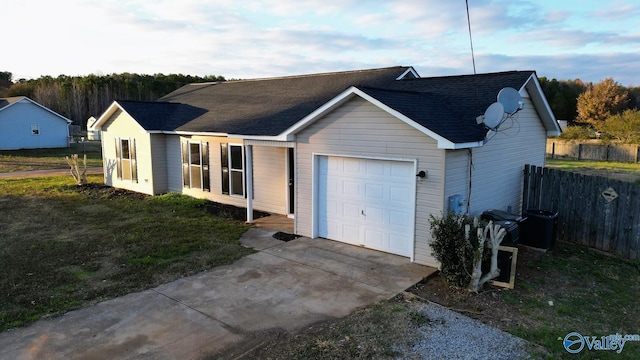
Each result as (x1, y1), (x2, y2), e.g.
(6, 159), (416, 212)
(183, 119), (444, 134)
(578, 143), (582, 160)
(552, 142), (556, 159)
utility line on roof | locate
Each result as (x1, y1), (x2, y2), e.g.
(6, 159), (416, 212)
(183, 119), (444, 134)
(466, 0), (477, 75)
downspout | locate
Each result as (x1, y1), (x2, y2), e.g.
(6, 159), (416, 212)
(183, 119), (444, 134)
(245, 144), (254, 223)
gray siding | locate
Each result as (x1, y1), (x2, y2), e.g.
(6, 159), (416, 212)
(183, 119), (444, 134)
(295, 96), (445, 267)
(150, 134), (168, 194)
(444, 94), (547, 216)
(165, 135), (182, 193)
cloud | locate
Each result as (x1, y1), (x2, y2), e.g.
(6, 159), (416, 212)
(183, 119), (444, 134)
(592, 1), (640, 21)
(471, 52), (640, 85)
(2, 0), (638, 88)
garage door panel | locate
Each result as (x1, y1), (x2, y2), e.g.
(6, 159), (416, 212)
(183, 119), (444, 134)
(365, 183), (384, 201)
(343, 180), (362, 197)
(365, 159), (385, 176)
(342, 203), (361, 219)
(317, 155), (414, 258)
(390, 161), (414, 178)
(389, 210), (410, 227)
(341, 225), (361, 245)
(389, 186), (411, 202)
(389, 234), (412, 256)
(363, 228), (384, 247)
(363, 206), (384, 223)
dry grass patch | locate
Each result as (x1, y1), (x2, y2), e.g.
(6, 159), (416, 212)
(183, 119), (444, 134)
(0, 175), (253, 331)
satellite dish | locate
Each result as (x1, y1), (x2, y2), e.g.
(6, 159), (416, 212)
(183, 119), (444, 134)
(482, 102), (505, 129)
(497, 87), (522, 114)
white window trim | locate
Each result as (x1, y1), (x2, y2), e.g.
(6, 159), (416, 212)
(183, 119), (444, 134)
(31, 124), (40, 136)
(228, 144), (245, 198)
(188, 142), (203, 189)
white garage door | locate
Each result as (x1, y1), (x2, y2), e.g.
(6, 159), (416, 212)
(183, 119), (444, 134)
(317, 156), (415, 257)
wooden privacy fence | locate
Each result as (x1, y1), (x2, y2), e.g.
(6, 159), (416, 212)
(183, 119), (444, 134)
(546, 140), (640, 163)
(522, 164), (640, 259)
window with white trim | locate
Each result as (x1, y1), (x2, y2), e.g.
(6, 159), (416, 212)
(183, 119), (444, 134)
(115, 138), (137, 182)
(31, 124), (40, 135)
(220, 143), (244, 197)
(182, 141), (210, 191)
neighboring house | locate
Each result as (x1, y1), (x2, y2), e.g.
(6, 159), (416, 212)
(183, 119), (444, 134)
(87, 116), (101, 140)
(92, 66), (560, 267)
(0, 96), (72, 150)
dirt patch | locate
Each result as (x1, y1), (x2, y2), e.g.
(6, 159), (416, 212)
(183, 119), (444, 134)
(214, 295), (426, 360)
(62, 183), (149, 200)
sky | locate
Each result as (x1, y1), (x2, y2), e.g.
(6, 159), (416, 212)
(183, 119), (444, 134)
(3, 0), (640, 85)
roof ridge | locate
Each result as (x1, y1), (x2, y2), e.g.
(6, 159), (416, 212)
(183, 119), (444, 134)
(203, 66), (410, 84)
(407, 70), (533, 81)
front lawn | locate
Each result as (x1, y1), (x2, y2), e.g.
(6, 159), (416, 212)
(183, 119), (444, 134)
(0, 142), (103, 172)
(0, 175), (252, 331)
(546, 158), (640, 184)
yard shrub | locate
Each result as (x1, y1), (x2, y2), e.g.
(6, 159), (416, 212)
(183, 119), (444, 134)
(429, 213), (482, 287)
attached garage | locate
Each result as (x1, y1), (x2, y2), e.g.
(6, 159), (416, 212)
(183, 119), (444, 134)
(315, 155), (416, 258)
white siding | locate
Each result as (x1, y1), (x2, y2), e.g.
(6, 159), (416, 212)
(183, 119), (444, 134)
(252, 146), (287, 214)
(444, 95), (547, 216)
(0, 99), (69, 150)
(295, 97), (445, 267)
(101, 109), (155, 195)
(176, 136), (288, 214)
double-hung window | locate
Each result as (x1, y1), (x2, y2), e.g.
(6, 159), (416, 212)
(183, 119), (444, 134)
(221, 143), (244, 197)
(182, 141), (210, 191)
(115, 138), (137, 182)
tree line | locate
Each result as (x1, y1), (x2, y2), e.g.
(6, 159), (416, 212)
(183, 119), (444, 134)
(1, 70), (639, 142)
(537, 77), (640, 143)
(0, 72), (225, 128)
(538, 76), (640, 121)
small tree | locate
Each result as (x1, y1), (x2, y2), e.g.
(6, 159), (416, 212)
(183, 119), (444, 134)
(576, 78), (629, 125)
(65, 154), (88, 186)
(597, 109), (640, 144)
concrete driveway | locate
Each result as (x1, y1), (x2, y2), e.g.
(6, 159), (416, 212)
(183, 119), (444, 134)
(0, 228), (435, 359)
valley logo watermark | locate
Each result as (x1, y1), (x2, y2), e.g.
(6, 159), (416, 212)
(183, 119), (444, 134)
(563, 331), (640, 354)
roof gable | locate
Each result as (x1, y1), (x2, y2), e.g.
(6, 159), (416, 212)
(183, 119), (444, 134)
(284, 71), (559, 147)
(0, 96), (72, 124)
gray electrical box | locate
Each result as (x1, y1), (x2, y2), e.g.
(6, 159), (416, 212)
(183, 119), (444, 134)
(448, 195), (465, 214)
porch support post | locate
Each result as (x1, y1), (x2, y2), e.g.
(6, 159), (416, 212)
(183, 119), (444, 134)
(245, 144), (254, 223)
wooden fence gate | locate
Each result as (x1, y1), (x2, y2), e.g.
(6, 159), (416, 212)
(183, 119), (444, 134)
(522, 164), (640, 259)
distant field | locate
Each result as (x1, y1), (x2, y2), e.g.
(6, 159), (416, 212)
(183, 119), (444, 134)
(0, 142), (102, 172)
(546, 158), (640, 184)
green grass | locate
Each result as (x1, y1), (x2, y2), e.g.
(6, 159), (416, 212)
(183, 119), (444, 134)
(506, 244), (640, 359)
(0, 142), (103, 172)
(546, 158), (640, 172)
(0, 176), (252, 331)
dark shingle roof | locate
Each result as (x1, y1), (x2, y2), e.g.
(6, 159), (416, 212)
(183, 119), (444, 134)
(377, 71), (535, 142)
(158, 66), (411, 135)
(116, 67), (536, 144)
(115, 101), (207, 131)
(0, 97), (25, 110)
